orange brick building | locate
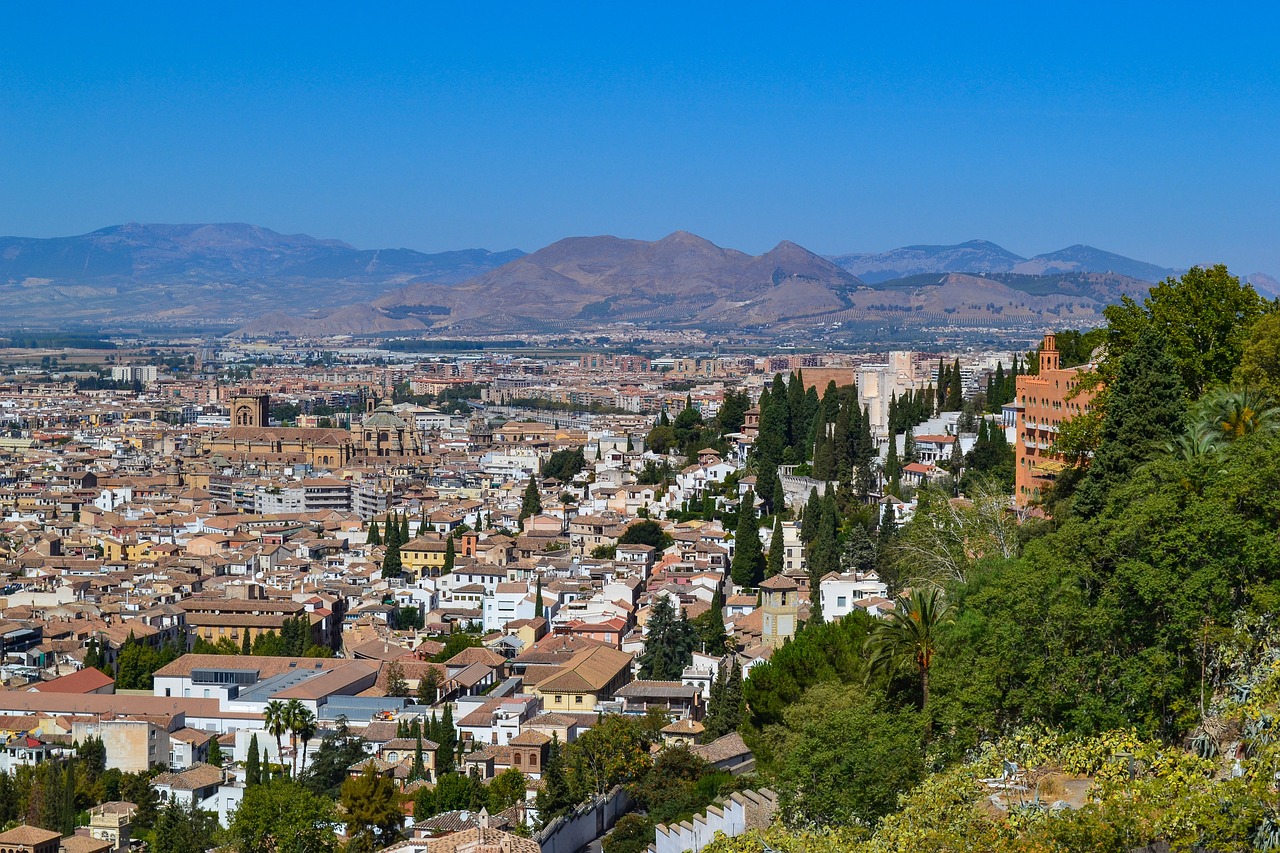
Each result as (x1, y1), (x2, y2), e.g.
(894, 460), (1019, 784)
(1014, 334), (1097, 506)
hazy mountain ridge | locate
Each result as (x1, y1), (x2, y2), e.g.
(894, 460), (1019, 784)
(0, 223), (524, 324)
(0, 224), (1262, 335)
(255, 234), (1163, 336)
(829, 239), (1179, 284)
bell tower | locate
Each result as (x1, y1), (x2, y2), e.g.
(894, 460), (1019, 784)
(230, 393), (269, 428)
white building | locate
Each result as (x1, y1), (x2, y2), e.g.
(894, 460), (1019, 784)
(818, 571), (890, 622)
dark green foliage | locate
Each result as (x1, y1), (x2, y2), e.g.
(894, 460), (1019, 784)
(1103, 264), (1269, 399)
(206, 734), (223, 767)
(246, 733), (262, 786)
(703, 658), (743, 740)
(691, 587), (727, 653)
(535, 733), (573, 827)
(542, 448), (587, 481)
(367, 519), (381, 546)
(715, 389), (751, 435)
(341, 765), (404, 852)
(743, 610), (874, 733)
(602, 813), (655, 853)
(961, 418), (1014, 494)
(772, 685), (924, 827)
(380, 537), (403, 578)
(519, 478), (542, 528)
(766, 515), (784, 578)
(231, 780), (337, 853)
(1074, 328), (1186, 517)
(154, 800), (218, 853)
(617, 519), (673, 550)
(729, 490), (765, 587)
(301, 730), (369, 799)
(638, 595), (698, 679)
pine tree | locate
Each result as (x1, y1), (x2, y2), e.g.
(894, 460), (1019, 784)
(766, 514), (784, 578)
(639, 595), (697, 680)
(367, 519), (381, 546)
(730, 490), (765, 588)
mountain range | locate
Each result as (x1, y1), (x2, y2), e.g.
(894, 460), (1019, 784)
(828, 239), (1179, 283)
(0, 223), (524, 325)
(1, 223), (1271, 335)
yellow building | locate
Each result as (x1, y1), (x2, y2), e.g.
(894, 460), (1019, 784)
(524, 644), (633, 711)
(400, 535), (450, 578)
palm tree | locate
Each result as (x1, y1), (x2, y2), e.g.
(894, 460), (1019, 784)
(283, 698), (308, 776)
(1194, 386), (1280, 444)
(1165, 423), (1221, 461)
(868, 587), (951, 735)
(294, 707), (318, 777)
(263, 700), (287, 768)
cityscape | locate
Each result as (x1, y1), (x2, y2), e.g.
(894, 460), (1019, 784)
(2, 5), (1279, 853)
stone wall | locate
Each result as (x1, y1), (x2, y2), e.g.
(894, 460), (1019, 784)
(650, 788), (777, 853)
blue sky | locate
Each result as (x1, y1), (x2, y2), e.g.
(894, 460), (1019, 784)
(2, 3), (1278, 273)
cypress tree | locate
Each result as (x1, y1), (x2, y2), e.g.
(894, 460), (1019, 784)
(519, 478), (542, 528)
(241, 629), (252, 656)
(438, 704), (457, 775)
(207, 734), (224, 767)
(400, 513), (411, 544)
(367, 519), (382, 546)
(857, 406), (875, 464)
(412, 733), (425, 780)
(730, 490), (765, 588)
(381, 538), (403, 579)
(534, 576), (544, 618)
(946, 358), (964, 410)
(766, 515), (784, 578)
(443, 537), (455, 574)
(246, 734), (261, 786)
(884, 431), (901, 483)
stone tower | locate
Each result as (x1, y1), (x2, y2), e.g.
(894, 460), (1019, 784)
(229, 393), (269, 428)
(760, 574), (799, 648)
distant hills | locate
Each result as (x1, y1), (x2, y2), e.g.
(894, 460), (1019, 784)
(0, 223), (523, 325)
(829, 239), (1179, 284)
(243, 233), (1167, 336)
(0, 224), (1269, 335)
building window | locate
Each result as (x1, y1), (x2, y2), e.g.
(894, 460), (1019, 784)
(575, 695), (583, 705)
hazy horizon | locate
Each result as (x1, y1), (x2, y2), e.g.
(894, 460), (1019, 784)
(3, 3), (1278, 273)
